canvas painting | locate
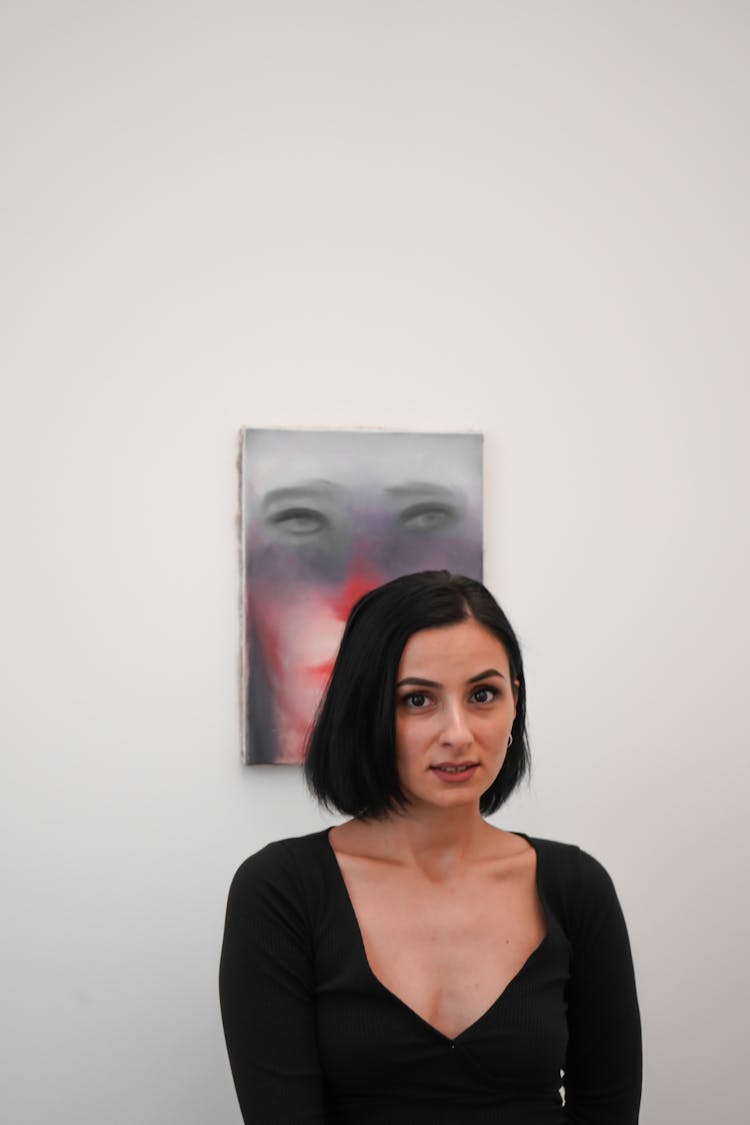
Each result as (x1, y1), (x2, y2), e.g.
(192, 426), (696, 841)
(240, 428), (483, 764)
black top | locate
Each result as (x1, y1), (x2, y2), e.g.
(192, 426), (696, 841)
(219, 829), (641, 1124)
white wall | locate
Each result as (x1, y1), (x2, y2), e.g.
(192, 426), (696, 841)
(3, 3), (748, 1122)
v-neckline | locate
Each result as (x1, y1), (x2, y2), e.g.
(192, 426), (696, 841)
(324, 827), (551, 1044)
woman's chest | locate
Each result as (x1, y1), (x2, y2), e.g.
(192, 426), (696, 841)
(340, 864), (547, 1040)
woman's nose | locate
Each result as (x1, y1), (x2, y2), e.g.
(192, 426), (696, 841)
(438, 701), (472, 747)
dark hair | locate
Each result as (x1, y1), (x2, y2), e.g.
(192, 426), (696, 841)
(304, 570), (529, 818)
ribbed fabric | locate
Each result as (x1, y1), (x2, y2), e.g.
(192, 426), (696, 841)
(220, 830), (641, 1124)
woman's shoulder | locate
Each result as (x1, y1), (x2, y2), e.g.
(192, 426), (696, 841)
(520, 832), (626, 937)
(522, 832), (615, 884)
(226, 829), (332, 907)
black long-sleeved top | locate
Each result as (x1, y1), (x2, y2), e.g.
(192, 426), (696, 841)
(220, 829), (641, 1124)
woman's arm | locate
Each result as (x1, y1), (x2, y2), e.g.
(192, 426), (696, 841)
(219, 843), (326, 1124)
(563, 850), (642, 1123)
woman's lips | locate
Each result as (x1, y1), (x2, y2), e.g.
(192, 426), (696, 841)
(429, 763), (479, 781)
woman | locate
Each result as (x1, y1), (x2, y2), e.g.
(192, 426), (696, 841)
(220, 571), (642, 1123)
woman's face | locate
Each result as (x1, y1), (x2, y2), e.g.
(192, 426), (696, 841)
(394, 616), (517, 812)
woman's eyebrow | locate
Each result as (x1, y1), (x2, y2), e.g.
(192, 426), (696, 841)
(396, 676), (441, 689)
(386, 482), (457, 495)
(385, 482), (463, 505)
(467, 668), (506, 683)
(261, 480), (341, 514)
(396, 669), (506, 689)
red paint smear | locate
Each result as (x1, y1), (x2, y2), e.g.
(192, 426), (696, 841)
(308, 660), (335, 680)
(246, 562), (385, 685)
(332, 562), (385, 621)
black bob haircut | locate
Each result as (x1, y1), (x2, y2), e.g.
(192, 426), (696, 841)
(304, 570), (529, 819)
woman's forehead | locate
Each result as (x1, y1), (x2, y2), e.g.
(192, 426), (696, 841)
(398, 618), (510, 676)
(245, 430), (482, 498)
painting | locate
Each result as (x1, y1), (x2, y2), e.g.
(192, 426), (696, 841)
(240, 428), (483, 764)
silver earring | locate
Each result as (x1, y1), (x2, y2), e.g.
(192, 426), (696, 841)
(507, 733), (513, 748)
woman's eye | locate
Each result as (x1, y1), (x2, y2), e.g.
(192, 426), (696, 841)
(471, 686), (497, 704)
(403, 692), (430, 709)
(398, 503), (459, 533)
(268, 507), (328, 536)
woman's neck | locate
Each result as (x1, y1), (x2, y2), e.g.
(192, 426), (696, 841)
(352, 805), (505, 877)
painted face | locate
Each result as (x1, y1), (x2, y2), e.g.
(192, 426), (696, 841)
(394, 617), (517, 811)
(243, 430), (483, 763)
